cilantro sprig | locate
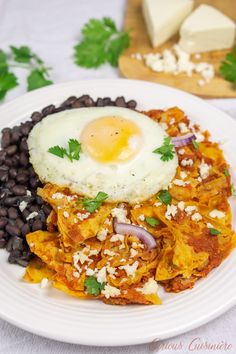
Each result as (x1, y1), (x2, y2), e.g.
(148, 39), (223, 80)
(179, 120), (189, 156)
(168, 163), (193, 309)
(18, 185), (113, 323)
(209, 228), (220, 236)
(192, 140), (199, 150)
(153, 137), (175, 161)
(157, 190), (172, 205)
(145, 217), (160, 227)
(220, 47), (236, 85)
(84, 276), (105, 296)
(48, 139), (81, 162)
(0, 46), (53, 101)
(223, 167), (230, 177)
(74, 17), (130, 68)
(81, 191), (109, 213)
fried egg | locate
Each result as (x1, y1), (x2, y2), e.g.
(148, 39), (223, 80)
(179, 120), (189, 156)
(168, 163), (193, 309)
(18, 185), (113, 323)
(28, 107), (178, 203)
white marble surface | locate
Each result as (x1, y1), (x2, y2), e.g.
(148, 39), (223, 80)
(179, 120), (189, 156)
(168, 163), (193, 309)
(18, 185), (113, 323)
(0, 0), (236, 353)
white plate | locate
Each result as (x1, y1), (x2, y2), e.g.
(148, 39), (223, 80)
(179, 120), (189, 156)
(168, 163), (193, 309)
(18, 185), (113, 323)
(0, 79), (236, 346)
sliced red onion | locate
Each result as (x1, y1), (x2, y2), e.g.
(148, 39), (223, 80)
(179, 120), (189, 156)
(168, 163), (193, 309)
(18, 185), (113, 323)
(172, 133), (196, 148)
(113, 218), (156, 249)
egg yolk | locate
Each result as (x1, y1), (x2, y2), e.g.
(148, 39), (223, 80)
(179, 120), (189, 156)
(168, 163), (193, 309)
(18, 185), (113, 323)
(80, 116), (143, 163)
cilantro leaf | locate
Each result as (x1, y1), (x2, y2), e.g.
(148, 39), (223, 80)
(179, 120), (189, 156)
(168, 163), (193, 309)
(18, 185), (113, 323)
(48, 145), (66, 158)
(192, 140), (199, 150)
(209, 228), (220, 236)
(74, 17), (130, 68)
(27, 69), (53, 91)
(68, 139), (81, 161)
(106, 31), (130, 67)
(158, 190), (172, 205)
(223, 167), (230, 177)
(153, 137), (175, 161)
(82, 191), (109, 213)
(0, 70), (18, 101)
(0, 50), (8, 73)
(220, 47), (236, 84)
(84, 276), (105, 296)
(10, 45), (32, 63)
(48, 139), (81, 162)
(145, 217), (160, 227)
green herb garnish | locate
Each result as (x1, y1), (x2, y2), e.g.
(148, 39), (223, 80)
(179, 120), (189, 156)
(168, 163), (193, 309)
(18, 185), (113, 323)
(192, 140), (199, 150)
(220, 47), (236, 85)
(145, 217), (160, 227)
(153, 137), (175, 161)
(209, 228), (220, 236)
(223, 167), (230, 177)
(231, 184), (236, 196)
(84, 276), (105, 296)
(0, 46), (53, 101)
(48, 139), (81, 162)
(74, 17), (130, 68)
(157, 190), (172, 205)
(82, 191), (109, 213)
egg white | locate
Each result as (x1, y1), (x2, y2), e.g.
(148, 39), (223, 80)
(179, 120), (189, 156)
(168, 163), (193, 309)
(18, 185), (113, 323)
(28, 107), (178, 203)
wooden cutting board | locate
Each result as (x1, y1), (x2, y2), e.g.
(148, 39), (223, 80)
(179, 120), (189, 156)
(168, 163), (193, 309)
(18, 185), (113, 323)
(119, 0), (236, 97)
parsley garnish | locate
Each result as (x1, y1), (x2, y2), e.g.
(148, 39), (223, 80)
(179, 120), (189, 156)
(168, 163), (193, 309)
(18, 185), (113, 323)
(223, 167), (230, 177)
(82, 191), (109, 213)
(157, 190), (172, 205)
(145, 217), (160, 227)
(231, 184), (236, 196)
(153, 137), (175, 161)
(0, 46), (53, 101)
(48, 139), (81, 162)
(209, 228), (220, 236)
(74, 17), (130, 68)
(84, 276), (105, 296)
(220, 47), (236, 85)
(192, 140), (199, 150)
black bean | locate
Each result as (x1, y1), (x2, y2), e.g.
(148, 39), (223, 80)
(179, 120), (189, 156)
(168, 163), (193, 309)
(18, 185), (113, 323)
(71, 99), (84, 108)
(12, 236), (24, 250)
(6, 224), (21, 237)
(12, 185), (27, 196)
(0, 150), (7, 164)
(8, 207), (19, 219)
(0, 230), (6, 239)
(42, 104), (55, 117)
(19, 138), (28, 152)
(8, 249), (21, 263)
(9, 168), (17, 179)
(6, 145), (17, 156)
(4, 158), (13, 167)
(31, 111), (42, 123)
(6, 237), (14, 252)
(28, 166), (36, 177)
(20, 122), (32, 136)
(10, 155), (20, 167)
(0, 217), (8, 229)
(36, 196), (43, 205)
(42, 204), (51, 216)
(126, 100), (137, 109)
(22, 209), (30, 220)
(19, 152), (29, 167)
(21, 223), (30, 236)
(16, 173), (28, 184)
(11, 131), (21, 143)
(61, 96), (77, 107)
(0, 238), (7, 248)
(15, 218), (24, 229)
(1, 130), (11, 148)
(29, 205), (39, 213)
(32, 219), (43, 231)
(29, 177), (40, 189)
(0, 169), (8, 182)
(0, 208), (7, 217)
(115, 96), (126, 107)
(103, 97), (111, 105)
(4, 197), (18, 207)
(96, 98), (104, 107)
(5, 180), (16, 189)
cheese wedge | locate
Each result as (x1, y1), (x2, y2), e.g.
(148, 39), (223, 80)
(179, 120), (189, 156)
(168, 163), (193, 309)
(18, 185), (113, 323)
(142, 0), (194, 48)
(179, 5), (236, 53)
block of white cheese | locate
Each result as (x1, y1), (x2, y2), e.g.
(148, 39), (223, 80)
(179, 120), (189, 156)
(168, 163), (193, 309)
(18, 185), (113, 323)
(179, 5), (236, 53)
(142, 0), (194, 48)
